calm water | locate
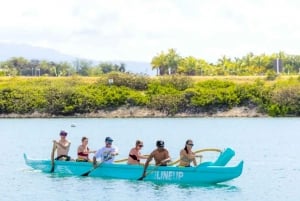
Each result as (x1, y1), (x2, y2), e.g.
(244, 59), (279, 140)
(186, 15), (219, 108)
(0, 118), (299, 201)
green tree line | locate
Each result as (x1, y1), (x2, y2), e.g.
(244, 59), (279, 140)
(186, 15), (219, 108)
(1, 73), (300, 117)
(0, 58), (126, 76)
(1, 50), (300, 77)
(151, 49), (300, 76)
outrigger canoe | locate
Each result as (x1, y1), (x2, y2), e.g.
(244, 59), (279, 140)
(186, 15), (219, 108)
(24, 147), (243, 184)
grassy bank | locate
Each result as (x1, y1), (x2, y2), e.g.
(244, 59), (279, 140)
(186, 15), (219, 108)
(1, 74), (300, 117)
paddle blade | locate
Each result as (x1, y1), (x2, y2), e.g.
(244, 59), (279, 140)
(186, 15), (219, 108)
(81, 171), (91, 176)
(137, 176), (145, 180)
(50, 166), (54, 173)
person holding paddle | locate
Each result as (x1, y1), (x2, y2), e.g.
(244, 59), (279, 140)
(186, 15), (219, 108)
(76, 136), (96, 162)
(93, 137), (119, 167)
(53, 130), (71, 161)
(127, 140), (148, 165)
(139, 140), (171, 180)
(179, 139), (198, 167)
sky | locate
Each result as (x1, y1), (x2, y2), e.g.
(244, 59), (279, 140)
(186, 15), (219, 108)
(1, 0), (300, 62)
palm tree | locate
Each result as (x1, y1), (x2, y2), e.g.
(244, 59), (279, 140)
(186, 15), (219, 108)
(151, 52), (167, 75)
(178, 56), (198, 75)
(165, 48), (181, 74)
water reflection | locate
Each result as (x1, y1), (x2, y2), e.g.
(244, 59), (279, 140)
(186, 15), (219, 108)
(135, 180), (240, 192)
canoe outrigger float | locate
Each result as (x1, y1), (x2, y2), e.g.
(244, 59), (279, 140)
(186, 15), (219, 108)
(24, 147), (243, 184)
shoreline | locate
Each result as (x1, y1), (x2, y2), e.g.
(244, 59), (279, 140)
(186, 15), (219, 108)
(0, 106), (268, 118)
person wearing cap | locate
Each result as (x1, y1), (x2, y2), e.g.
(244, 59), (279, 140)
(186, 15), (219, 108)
(140, 140), (171, 178)
(93, 137), (119, 166)
(53, 130), (71, 161)
(127, 140), (148, 165)
(179, 139), (198, 167)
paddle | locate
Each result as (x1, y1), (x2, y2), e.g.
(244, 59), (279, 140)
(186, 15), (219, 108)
(165, 148), (221, 166)
(138, 158), (170, 180)
(138, 164), (161, 181)
(50, 141), (56, 173)
(81, 156), (112, 176)
(114, 155), (149, 163)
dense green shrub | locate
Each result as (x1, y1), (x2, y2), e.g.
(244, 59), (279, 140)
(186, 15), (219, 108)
(265, 70), (278, 81)
(156, 75), (193, 90)
(235, 81), (271, 107)
(97, 72), (150, 90)
(267, 85), (300, 116)
(1, 76), (300, 116)
(190, 80), (239, 109)
(44, 87), (78, 115)
(146, 82), (180, 96)
(125, 91), (148, 106)
(148, 94), (184, 115)
(0, 87), (46, 114)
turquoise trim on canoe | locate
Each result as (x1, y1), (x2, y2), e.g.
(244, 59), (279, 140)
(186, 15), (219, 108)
(23, 147), (243, 184)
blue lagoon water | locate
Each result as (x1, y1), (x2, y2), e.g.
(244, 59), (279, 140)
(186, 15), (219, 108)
(0, 118), (299, 201)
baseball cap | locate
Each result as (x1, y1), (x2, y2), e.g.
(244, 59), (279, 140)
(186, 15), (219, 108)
(105, 137), (113, 142)
(156, 140), (164, 147)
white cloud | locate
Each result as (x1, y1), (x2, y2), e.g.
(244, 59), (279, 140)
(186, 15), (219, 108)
(0, 0), (300, 62)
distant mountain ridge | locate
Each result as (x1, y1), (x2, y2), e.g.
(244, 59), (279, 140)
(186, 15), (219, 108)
(0, 43), (76, 61)
(0, 43), (154, 75)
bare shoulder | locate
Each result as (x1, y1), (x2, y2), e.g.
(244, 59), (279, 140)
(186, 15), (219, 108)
(150, 149), (158, 156)
(180, 149), (185, 154)
(163, 148), (170, 153)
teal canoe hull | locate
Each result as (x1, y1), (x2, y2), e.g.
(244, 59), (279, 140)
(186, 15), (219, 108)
(24, 148), (243, 184)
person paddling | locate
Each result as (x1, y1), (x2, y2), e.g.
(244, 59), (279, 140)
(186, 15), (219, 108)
(179, 139), (198, 167)
(127, 140), (148, 165)
(53, 130), (71, 161)
(77, 136), (96, 162)
(93, 137), (119, 167)
(140, 140), (171, 179)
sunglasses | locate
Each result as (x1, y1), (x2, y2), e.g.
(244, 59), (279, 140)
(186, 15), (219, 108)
(138, 144), (143, 147)
(187, 144), (194, 146)
(60, 134), (67, 136)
